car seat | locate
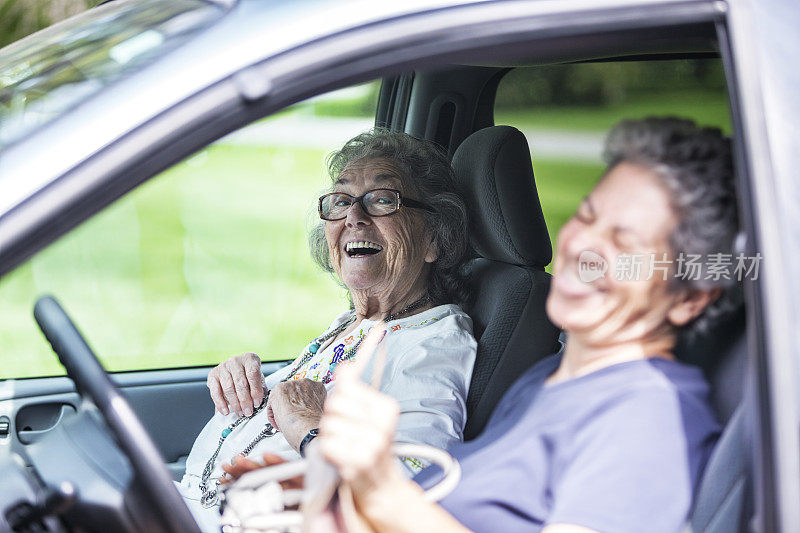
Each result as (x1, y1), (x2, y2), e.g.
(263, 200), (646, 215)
(675, 306), (753, 532)
(450, 125), (561, 441)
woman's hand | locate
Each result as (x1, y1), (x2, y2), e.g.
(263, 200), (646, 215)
(207, 352), (266, 417)
(318, 362), (404, 495)
(220, 453), (304, 490)
(267, 379), (327, 452)
(317, 329), (470, 533)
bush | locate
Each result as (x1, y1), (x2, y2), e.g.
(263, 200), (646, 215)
(0, 0), (99, 48)
(495, 59), (727, 108)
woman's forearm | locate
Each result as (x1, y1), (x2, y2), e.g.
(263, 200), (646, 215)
(355, 472), (471, 533)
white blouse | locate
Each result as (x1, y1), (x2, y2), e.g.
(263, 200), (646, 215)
(178, 303), (476, 530)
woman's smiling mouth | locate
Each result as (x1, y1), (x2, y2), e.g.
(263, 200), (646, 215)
(553, 266), (606, 298)
(345, 240), (384, 258)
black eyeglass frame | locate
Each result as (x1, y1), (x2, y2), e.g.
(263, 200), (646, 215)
(318, 188), (433, 221)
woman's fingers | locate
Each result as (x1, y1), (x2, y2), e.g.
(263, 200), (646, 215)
(261, 453), (305, 490)
(324, 392), (399, 435)
(317, 324), (397, 485)
(225, 357), (257, 417)
(319, 416), (393, 482)
(325, 378), (396, 420)
(206, 370), (229, 415)
(261, 453), (288, 466)
(216, 366), (244, 417)
(207, 353), (265, 417)
(333, 358), (362, 385)
(266, 380), (327, 450)
(265, 394), (278, 429)
(219, 454), (304, 491)
(219, 454), (262, 483)
(319, 380), (399, 483)
(242, 352), (266, 408)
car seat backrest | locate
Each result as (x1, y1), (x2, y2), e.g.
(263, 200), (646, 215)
(675, 306), (752, 532)
(451, 125), (561, 440)
(676, 306), (747, 424)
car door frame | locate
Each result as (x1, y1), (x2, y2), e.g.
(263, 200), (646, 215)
(1, 0), (795, 530)
(717, 1), (800, 531)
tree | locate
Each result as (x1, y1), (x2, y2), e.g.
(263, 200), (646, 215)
(0, 0), (100, 48)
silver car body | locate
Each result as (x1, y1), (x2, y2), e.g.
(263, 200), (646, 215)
(0, 0), (798, 530)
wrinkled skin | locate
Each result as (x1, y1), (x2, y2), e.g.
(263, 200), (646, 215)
(206, 157), (437, 448)
(265, 379), (327, 451)
(206, 352), (265, 417)
(324, 157), (437, 320)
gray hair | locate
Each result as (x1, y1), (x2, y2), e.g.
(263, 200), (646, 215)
(603, 117), (740, 336)
(309, 129), (471, 305)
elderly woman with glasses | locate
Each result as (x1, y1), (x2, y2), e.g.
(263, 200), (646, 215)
(176, 130), (477, 530)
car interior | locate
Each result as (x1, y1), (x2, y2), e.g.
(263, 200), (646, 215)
(0, 5), (760, 533)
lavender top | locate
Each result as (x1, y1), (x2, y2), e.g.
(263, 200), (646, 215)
(417, 353), (720, 533)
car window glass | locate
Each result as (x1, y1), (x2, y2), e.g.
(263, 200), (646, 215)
(494, 59), (732, 271)
(0, 0), (224, 151)
(0, 82), (379, 379)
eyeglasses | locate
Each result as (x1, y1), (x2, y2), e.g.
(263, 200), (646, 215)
(318, 188), (432, 221)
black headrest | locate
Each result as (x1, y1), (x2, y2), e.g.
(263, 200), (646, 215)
(451, 126), (551, 268)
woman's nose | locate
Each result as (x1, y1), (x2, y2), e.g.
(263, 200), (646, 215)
(345, 201), (372, 227)
(562, 222), (604, 262)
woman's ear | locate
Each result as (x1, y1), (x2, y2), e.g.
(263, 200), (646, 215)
(424, 232), (439, 264)
(667, 288), (722, 327)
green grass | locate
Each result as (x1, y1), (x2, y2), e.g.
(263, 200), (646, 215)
(496, 89), (732, 134)
(533, 159), (604, 270)
(0, 144), (349, 379)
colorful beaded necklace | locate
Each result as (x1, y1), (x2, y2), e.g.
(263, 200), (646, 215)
(198, 295), (430, 508)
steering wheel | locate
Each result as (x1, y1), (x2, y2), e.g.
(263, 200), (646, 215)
(34, 295), (201, 533)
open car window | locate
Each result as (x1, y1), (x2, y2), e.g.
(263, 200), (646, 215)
(0, 82), (379, 379)
(0, 58), (734, 379)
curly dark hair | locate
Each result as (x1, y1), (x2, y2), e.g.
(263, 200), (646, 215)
(603, 117), (741, 336)
(308, 129), (471, 306)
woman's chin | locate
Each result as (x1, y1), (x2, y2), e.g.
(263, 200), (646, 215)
(339, 271), (382, 293)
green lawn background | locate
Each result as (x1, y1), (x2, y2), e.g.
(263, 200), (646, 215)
(495, 89), (731, 133)
(0, 90), (729, 379)
(0, 144), (350, 378)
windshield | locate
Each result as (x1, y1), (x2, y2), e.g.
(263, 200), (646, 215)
(0, 0), (225, 151)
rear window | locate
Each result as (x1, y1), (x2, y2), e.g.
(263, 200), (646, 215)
(0, 0), (224, 150)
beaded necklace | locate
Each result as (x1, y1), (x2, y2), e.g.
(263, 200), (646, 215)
(198, 295), (430, 508)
